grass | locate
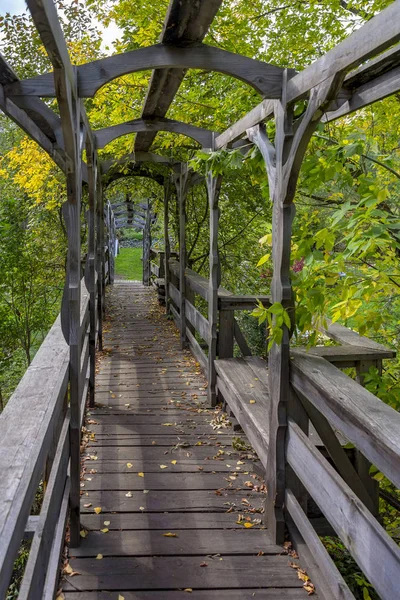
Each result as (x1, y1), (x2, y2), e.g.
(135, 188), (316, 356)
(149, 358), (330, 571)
(115, 247), (143, 280)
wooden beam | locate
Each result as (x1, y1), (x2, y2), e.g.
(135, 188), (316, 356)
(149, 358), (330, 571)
(215, 1), (400, 148)
(7, 43), (285, 99)
(134, 0), (222, 151)
(95, 117), (215, 149)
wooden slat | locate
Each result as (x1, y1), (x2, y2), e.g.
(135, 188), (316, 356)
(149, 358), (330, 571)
(215, 1), (400, 148)
(185, 299), (210, 343)
(0, 316), (69, 597)
(168, 281), (180, 308)
(215, 358), (269, 469)
(287, 420), (400, 600)
(233, 319), (252, 356)
(219, 294), (271, 311)
(320, 318), (395, 354)
(64, 555), (303, 591)
(19, 414), (70, 600)
(285, 489), (355, 600)
(186, 327), (208, 373)
(63, 592), (307, 600)
(290, 352), (400, 488)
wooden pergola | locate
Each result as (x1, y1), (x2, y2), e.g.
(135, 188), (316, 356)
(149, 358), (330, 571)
(1, 1), (400, 598)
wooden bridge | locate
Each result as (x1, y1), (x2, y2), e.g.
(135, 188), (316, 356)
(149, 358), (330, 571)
(1, 0), (400, 598)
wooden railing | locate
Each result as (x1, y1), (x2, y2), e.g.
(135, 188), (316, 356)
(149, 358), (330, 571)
(152, 251), (400, 600)
(166, 257), (270, 371)
(0, 280), (91, 600)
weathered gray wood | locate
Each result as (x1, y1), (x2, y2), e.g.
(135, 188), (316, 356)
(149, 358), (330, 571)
(207, 168), (222, 406)
(287, 419), (400, 600)
(285, 489), (355, 600)
(95, 117), (215, 149)
(27, 0), (85, 546)
(168, 281), (180, 308)
(218, 309), (235, 358)
(215, 358), (269, 468)
(215, 1), (400, 148)
(233, 319), (252, 356)
(0, 315), (68, 597)
(134, 0), (223, 152)
(219, 294), (271, 311)
(291, 344), (394, 364)
(290, 352), (400, 489)
(185, 327), (208, 374)
(320, 318), (395, 354)
(249, 69), (344, 544)
(142, 202), (152, 286)
(185, 299), (210, 344)
(63, 591), (309, 600)
(10, 43), (285, 98)
(19, 414), (70, 599)
(176, 164), (190, 349)
(43, 477), (70, 600)
(298, 392), (375, 514)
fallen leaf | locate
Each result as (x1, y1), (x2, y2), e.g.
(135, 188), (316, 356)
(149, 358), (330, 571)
(118, 596), (125, 600)
(64, 564), (73, 575)
(163, 532), (177, 537)
(100, 528), (109, 533)
(104, 520), (111, 526)
(171, 460), (177, 465)
(184, 590), (193, 593)
(249, 400), (256, 404)
(200, 561), (208, 567)
(95, 554), (103, 560)
(80, 530), (87, 538)
(94, 507), (102, 514)
(56, 594), (65, 600)
(162, 423), (174, 426)
(83, 503), (92, 508)
(125, 491), (133, 497)
(139, 506), (145, 511)
(244, 522), (254, 528)
(127, 463), (133, 469)
(160, 464), (168, 469)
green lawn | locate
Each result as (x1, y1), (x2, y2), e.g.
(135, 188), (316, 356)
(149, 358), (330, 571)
(115, 247), (142, 280)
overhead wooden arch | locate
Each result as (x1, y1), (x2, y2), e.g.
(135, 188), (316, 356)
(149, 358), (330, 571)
(95, 117), (215, 149)
(6, 43), (285, 98)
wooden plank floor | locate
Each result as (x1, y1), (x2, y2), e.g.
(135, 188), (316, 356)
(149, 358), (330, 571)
(63, 281), (316, 599)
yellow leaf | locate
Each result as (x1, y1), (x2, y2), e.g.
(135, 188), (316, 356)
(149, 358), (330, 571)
(96, 554), (103, 560)
(80, 530), (87, 538)
(64, 564), (73, 575)
(100, 528), (109, 533)
(138, 472), (145, 477)
(94, 507), (102, 514)
(162, 423), (174, 426)
(249, 400), (256, 404)
(127, 463), (133, 469)
(56, 594), (65, 600)
(118, 596), (125, 600)
(160, 465), (168, 469)
(171, 460), (177, 465)
(163, 532), (177, 537)
(125, 491), (133, 497)
(184, 589), (193, 593)
(104, 520), (111, 526)
(244, 522), (254, 528)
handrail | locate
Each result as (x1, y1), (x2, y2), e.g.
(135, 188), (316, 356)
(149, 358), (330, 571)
(0, 279), (91, 598)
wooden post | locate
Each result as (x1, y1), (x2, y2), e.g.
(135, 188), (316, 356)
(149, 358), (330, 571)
(355, 359), (380, 517)
(85, 135), (97, 408)
(142, 201), (152, 286)
(218, 309), (235, 359)
(248, 70), (344, 543)
(96, 174), (104, 351)
(109, 209), (115, 284)
(164, 177), (171, 315)
(206, 166), (222, 407)
(175, 164), (190, 349)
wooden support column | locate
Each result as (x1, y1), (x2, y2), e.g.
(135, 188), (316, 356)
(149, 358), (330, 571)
(248, 70), (344, 543)
(142, 201), (152, 286)
(206, 167), (222, 407)
(96, 173), (104, 350)
(355, 359), (380, 517)
(175, 164), (190, 349)
(85, 132), (98, 408)
(164, 177), (171, 314)
(218, 309), (235, 359)
(109, 208), (115, 284)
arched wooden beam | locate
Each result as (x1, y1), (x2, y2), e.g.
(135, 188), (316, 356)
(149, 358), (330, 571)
(6, 43), (285, 98)
(101, 152), (176, 177)
(95, 118), (215, 149)
(103, 161), (166, 187)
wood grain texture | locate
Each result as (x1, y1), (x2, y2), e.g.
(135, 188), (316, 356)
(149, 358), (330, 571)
(63, 281), (316, 597)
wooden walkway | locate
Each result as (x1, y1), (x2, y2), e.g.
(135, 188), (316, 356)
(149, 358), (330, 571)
(63, 281), (315, 599)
